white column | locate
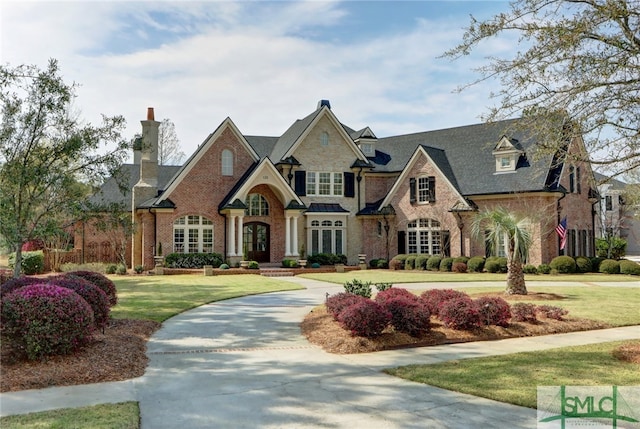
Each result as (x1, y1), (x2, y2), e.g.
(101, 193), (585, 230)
(292, 215), (299, 256)
(228, 215), (236, 256)
(237, 215), (244, 258)
(285, 215), (291, 256)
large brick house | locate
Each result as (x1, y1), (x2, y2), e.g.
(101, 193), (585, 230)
(81, 100), (599, 268)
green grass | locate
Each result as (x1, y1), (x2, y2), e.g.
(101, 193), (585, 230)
(299, 270), (638, 284)
(0, 402), (139, 429)
(385, 341), (640, 409)
(110, 274), (303, 322)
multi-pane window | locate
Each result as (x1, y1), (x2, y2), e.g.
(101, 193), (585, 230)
(407, 218), (441, 254)
(320, 132), (329, 146)
(222, 149), (233, 176)
(410, 176), (436, 203)
(309, 218), (345, 255)
(173, 215), (213, 253)
(245, 193), (269, 216)
(307, 172), (343, 196)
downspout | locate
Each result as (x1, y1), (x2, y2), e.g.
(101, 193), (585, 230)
(557, 192), (566, 255)
(356, 167), (363, 211)
(455, 212), (464, 256)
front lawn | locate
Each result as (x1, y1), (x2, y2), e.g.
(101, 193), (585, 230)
(0, 402), (139, 429)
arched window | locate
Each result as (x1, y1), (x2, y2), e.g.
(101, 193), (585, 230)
(309, 218), (346, 255)
(245, 194), (269, 216)
(222, 149), (233, 176)
(320, 132), (329, 146)
(407, 218), (442, 255)
(173, 215), (213, 253)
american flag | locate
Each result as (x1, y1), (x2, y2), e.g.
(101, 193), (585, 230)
(556, 216), (568, 250)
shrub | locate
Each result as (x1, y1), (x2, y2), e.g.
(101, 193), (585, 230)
(537, 263), (551, 274)
(337, 299), (391, 338)
(247, 261), (259, 269)
(439, 257), (454, 272)
(282, 259), (299, 268)
(47, 275), (110, 330)
(1, 284), (94, 360)
(390, 254), (408, 270)
(438, 296), (481, 330)
(311, 262), (321, 269)
(105, 264), (117, 274)
(420, 289), (470, 315)
(405, 255), (417, 270)
(496, 257), (508, 273)
(116, 264), (127, 275)
(0, 269), (11, 286)
(374, 282), (393, 292)
(467, 257), (485, 273)
(596, 237), (627, 259)
(511, 303), (538, 323)
(325, 293), (367, 320)
(536, 305), (568, 321)
(219, 263), (230, 270)
(523, 264), (538, 274)
(550, 256), (577, 274)
(414, 255), (429, 270)
(590, 257), (604, 272)
(376, 259), (389, 269)
(599, 259), (620, 274)
(382, 297), (431, 336)
(21, 239), (45, 251)
(452, 262), (468, 273)
(0, 276), (43, 300)
(485, 259), (501, 273)
(9, 251), (45, 275)
(67, 271), (118, 307)
(165, 252), (224, 268)
(343, 279), (373, 298)
(307, 253), (347, 266)
(369, 258), (380, 269)
(426, 256), (442, 271)
(619, 260), (640, 275)
(134, 265), (144, 274)
(474, 296), (511, 327)
(374, 287), (418, 306)
(574, 257), (592, 273)
(60, 262), (107, 273)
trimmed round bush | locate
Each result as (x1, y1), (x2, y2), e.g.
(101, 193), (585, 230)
(574, 257), (592, 273)
(538, 263), (551, 274)
(337, 300), (391, 338)
(9, 251), (45, 275)
(247, 261), (259, 269)
(426, 256), (442, 271)
(382, 297), (431, 336)
(47, 275), (110, 330)
(550, 256), (577, 274)
(414, 255), (429, 270)
(311, 262), (321, 269)
(467, 257), (485, 273)
(390, 254), (407, 270)
(511, 302), (538, 323)
(325, 293), (367, 320)
(452, 262), (467, 273)
(438, 296), (481, 330)
(405, 255), (417, 270)
(105, 264), (117, 275)
(439, 257), (454, 272)
(536, 305), (568, 321)
(485, 259), (501, 273)
(368, 258), (381, 269)
(474, 296), (511, 327)
(420, 289), (470, 315)
(0, 276), (43, 299)
(599, 259), (620, 274)
(376, 259), (389, 269)
(67, 271), (118, 307)
(374, 287), (419, 306)
(620, 260), (640, 275)
(523, 264), (538, 274)
(453, 256), (470, 264)
(1, 284), (95, 360)
(219, 263), (230, 270)
(590, 257), (604, 273)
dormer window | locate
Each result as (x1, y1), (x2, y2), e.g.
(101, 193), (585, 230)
(361, 142), (374, 155)
(493, 136), (523, 173)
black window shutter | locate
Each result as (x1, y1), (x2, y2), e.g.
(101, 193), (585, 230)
(428, 176), (436, 202)
(294, 170), (306, 196)
(409, 177), (416, 204)
(442, 230), (450, 257)
(398, 231), (406, 254)
(577, 167), (581, 194)
(344, 172), (355, 198)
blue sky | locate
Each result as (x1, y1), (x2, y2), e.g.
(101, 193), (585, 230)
(1, 1), (513, 160)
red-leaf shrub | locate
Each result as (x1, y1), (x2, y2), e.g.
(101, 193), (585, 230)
(511, 303), (538, 323)
(337, 300), (391, 338)
(1, 284), (95, 360)
(68, 271), (117, 307)
(325, 293), (367, 320)
(0, 276), (43, 300)
(48, 275), (110, 330)
(474, 296), (512, 327)
(374, 287), (419, 306)
(383, 297), (431, 336)
(420, 289), (470, 315)
(452, 262), (468, 273)
(438, 296), (481, 330)
(536, 305), (568, 321)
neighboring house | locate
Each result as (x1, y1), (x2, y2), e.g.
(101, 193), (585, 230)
(594, 172), (640, 256)
(79, 101), (599, 268)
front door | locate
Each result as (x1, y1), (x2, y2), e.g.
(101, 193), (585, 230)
(243, 222), (270, 262)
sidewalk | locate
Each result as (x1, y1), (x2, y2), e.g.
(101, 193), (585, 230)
(1, 278), (638, 428)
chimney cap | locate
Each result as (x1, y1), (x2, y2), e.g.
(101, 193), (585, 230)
(147, 107), (155, 121)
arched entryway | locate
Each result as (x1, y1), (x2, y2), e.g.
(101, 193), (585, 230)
(243, 222), (270, 262)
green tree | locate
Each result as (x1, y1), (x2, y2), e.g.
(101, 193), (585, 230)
(443, 0), (640, 179)
(471, 207), (533, 295)
(0, 59), (128, 277)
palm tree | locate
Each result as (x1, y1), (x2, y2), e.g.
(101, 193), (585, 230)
(471, 207), (533, 295)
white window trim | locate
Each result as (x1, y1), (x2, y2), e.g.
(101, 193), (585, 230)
(407, 218), (441, 255)
(307, 171), (343, 196)
(222, 149), (233, 176)
(306, 214), (347, 255)
(173, 215), (214, 253)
